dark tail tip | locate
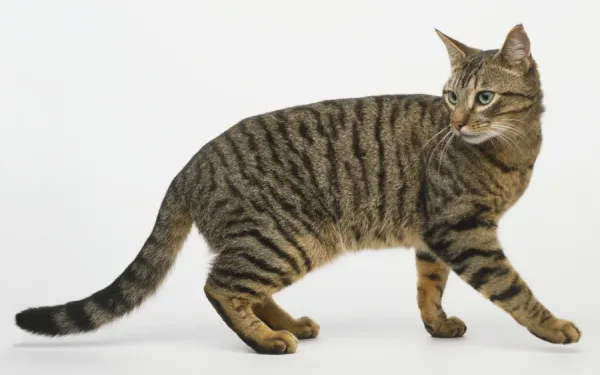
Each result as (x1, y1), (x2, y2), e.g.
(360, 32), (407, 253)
(15, 307), (61, 336)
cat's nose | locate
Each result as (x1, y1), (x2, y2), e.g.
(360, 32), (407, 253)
(452, 121), (467, 130)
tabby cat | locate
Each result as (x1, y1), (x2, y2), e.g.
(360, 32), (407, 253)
(16, 24), (581, 354)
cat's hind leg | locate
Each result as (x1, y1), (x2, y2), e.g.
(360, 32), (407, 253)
(204, 229), (317, 354)
(204, 283), (298, 354)
(253, 296), (320, 339)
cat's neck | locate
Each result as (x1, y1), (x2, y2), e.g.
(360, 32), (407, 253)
(475, 118), (542, 170)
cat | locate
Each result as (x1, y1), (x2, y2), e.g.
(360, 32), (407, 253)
(15, 24), (580, 354)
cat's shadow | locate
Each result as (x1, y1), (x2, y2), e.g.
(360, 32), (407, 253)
(306, 317), (584, 354)
(12, 317), (584, 355)
(12, 323), (252, 354)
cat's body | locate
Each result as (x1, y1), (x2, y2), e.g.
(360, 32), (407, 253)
(199, 94), (445, 260)
(194, 93), (537, 261)
(15, 25), (580, 354)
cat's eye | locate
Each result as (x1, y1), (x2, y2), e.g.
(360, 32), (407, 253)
(476, 91), (495, 105)
(447, 91), (457, 105)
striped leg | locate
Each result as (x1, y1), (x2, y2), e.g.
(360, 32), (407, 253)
(204, 228), (315, 354)
(253, 296), (320, 339)
(204, 283), (298, 354)
(415, 250), (467, 338)
(426, 226), (581, 344)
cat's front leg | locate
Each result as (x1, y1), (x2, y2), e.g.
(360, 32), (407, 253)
(415, 250), (467, 338)
(424, 225), (581, 344)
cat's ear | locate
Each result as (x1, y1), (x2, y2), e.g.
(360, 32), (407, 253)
(496, 24), (532, 71)
(435, 29), (480, 71)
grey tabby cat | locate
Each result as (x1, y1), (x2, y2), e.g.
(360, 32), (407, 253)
(16, 24), (580, 354)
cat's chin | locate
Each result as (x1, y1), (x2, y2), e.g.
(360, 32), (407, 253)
(459, 133), (493, 145)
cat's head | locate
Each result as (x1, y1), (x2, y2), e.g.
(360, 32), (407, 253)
(436, 25), (543, 145)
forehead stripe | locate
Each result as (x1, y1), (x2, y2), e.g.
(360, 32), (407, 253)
(494, 102), (537, 116)
(461, 58), (485, 88)
(499, 91), (538, 100)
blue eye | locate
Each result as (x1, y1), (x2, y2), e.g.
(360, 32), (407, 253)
(477, 91), (495, 105)
(447, 91), (457, 105)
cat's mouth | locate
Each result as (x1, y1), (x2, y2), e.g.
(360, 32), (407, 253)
(459, 131), (493, 144)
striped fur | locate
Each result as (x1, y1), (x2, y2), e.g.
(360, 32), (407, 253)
(16, 24), (580, 353)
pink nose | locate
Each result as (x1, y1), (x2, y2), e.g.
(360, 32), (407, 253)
(452, 121), (467, 130)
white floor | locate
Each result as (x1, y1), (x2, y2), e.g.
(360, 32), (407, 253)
(3, 316), (598, 375)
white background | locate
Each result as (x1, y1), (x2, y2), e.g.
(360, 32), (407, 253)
(1, 1), (599, 374)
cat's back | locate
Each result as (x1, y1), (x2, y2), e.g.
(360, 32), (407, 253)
(200, 93), (449, 196)
(222, 93), (449, 161)
(189, 94), (449, 251)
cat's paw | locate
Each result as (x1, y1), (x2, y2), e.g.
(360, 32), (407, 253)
(259, 330), (299, 354)
(528, 319), (581, 344)
(292, 316), (320, 339)
(425, 316), (467, 338)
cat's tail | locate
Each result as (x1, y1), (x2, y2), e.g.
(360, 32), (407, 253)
(15, 176), (193, 336)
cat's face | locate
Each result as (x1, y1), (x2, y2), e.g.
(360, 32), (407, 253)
(437, 25), (542, 145)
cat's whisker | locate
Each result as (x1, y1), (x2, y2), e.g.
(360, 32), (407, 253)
(476, 130), (498, 146)
(492, 131), (510, 148)
(490, 124), (527, 153)
(492, 130), (525, 157)
(500, 118), (530, 126)
(493, 122), (524, 131)
(489, 132), (502, 148)
(422, 126), (450, 151)
(492, 128), (525, 145)
(438, 133), (455, 174)
(490, 130), (515, 153)
(489, 135), (500, 148)
(492, 123), (526, 138)
(496, 126), (524, 144)
(427, 130), (452, 172)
